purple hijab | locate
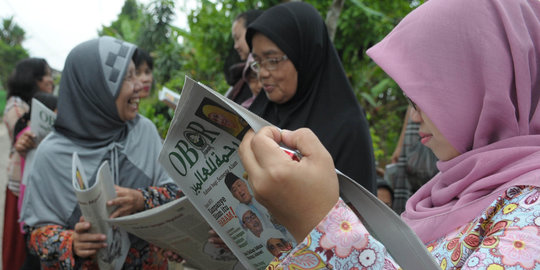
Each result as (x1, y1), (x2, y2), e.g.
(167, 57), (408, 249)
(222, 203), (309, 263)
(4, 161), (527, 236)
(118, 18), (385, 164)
(368, 0), (540, 243)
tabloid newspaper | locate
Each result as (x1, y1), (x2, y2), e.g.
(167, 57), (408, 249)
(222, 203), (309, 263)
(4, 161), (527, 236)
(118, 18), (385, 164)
(156, 77), (297, 270)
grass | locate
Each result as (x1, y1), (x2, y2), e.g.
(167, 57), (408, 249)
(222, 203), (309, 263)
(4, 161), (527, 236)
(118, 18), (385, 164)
(0, 90), (6, 117)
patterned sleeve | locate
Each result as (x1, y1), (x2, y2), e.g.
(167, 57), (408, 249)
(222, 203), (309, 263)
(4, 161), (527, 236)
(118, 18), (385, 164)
(267, 198), (400, 269)
(139, 182), (181, 209)
(427, 186), (540, 269)
(28, 225), (94, 269)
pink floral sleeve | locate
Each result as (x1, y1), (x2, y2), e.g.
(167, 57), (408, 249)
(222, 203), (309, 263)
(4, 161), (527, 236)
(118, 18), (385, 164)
(267, 198), (399, 269)
(267, 186), (540, 270)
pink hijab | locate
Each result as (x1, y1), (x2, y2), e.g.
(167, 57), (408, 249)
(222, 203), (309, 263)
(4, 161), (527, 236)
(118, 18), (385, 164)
(367, 0), (540, 243)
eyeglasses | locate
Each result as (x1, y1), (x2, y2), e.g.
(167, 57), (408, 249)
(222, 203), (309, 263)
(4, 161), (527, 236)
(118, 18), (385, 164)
(250, 55), (288, 73)
(406, 95), (418, 111)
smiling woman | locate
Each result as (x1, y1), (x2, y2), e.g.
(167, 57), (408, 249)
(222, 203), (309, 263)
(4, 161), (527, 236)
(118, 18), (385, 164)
(20, 36), (179, 269)
(116, 61), (141, 121)
(246, 2), (376, 192)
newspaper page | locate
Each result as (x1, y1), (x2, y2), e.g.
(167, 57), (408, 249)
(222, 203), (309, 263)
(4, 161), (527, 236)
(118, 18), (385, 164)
(109, 196), (244, 270)
(158, 77), (296, 270)
(71, 153), (130, 270)
(159, 86), (181, 109)
(22, 98), (57, 186)
(29, 98), (56, 143)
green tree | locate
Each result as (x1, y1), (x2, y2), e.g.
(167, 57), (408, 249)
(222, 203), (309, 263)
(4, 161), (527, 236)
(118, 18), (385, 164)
(0, 17), (29, 91)
(0, 16), (25, 46)
(98, 0), (143, 43)
(137, 0), (176, 52)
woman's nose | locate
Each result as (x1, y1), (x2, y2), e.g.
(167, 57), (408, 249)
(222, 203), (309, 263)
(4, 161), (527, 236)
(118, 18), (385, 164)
(409, 105), (422, 122)
(257, 67), (270, 79)
(134, 80), (143, 93)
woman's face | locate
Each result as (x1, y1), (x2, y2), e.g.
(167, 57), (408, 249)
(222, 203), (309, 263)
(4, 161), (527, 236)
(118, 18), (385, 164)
(136, 61), (153, 98)
(36, 67), (54, 94)
(246, 71), (261, 96)
(232, 18), (249, 61)
(116, 61), (142, 122)
(251, 33), (298, 104)
(410, 106), (460, 161)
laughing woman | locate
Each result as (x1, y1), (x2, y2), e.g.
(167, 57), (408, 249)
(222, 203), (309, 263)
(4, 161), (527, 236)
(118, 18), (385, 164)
(20, 37), (179, 269)
(240, 0), (540, 269)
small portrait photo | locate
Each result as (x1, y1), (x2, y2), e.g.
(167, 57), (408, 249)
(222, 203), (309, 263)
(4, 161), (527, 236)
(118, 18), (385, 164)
(266, 237), (293, 257)
(238, 206), (265, 238)
(261, 230), (293, 258)
(195, 97), (250, 139)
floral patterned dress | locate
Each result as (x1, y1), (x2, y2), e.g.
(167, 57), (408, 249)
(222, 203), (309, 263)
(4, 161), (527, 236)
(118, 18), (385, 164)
(27, 185), (179, 269)
(268, 186), (540, 269)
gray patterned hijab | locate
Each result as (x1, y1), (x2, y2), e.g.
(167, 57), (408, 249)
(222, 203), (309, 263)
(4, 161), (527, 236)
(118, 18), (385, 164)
(54, 36), (137, 148)
(21, 37), (174, 229)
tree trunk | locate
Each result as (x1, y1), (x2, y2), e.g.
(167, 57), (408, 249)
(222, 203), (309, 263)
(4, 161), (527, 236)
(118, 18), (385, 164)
(325, 0), (345, 41)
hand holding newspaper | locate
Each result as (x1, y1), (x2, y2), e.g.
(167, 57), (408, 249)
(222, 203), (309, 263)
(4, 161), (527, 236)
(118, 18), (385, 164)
(71, 153), (130, 270)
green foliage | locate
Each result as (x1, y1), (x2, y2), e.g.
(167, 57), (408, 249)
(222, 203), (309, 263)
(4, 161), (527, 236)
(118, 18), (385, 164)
(138, 90), (174, 138)
(0, 17), (29, 92)
(0, 17), (25, 46)
(98, 0), (142, 42)
(137, 0), (176, 52)
(0, 88), (6, 116)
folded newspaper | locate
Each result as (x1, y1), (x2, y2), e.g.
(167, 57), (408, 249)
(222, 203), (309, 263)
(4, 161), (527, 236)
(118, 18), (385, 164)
(72, 153), (130, 270)
(156, 77), (297, 270)
(72, 153), (239, 270)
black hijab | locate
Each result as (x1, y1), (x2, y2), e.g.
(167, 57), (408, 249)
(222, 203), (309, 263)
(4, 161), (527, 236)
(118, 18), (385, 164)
(246, 2), (375, 193)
